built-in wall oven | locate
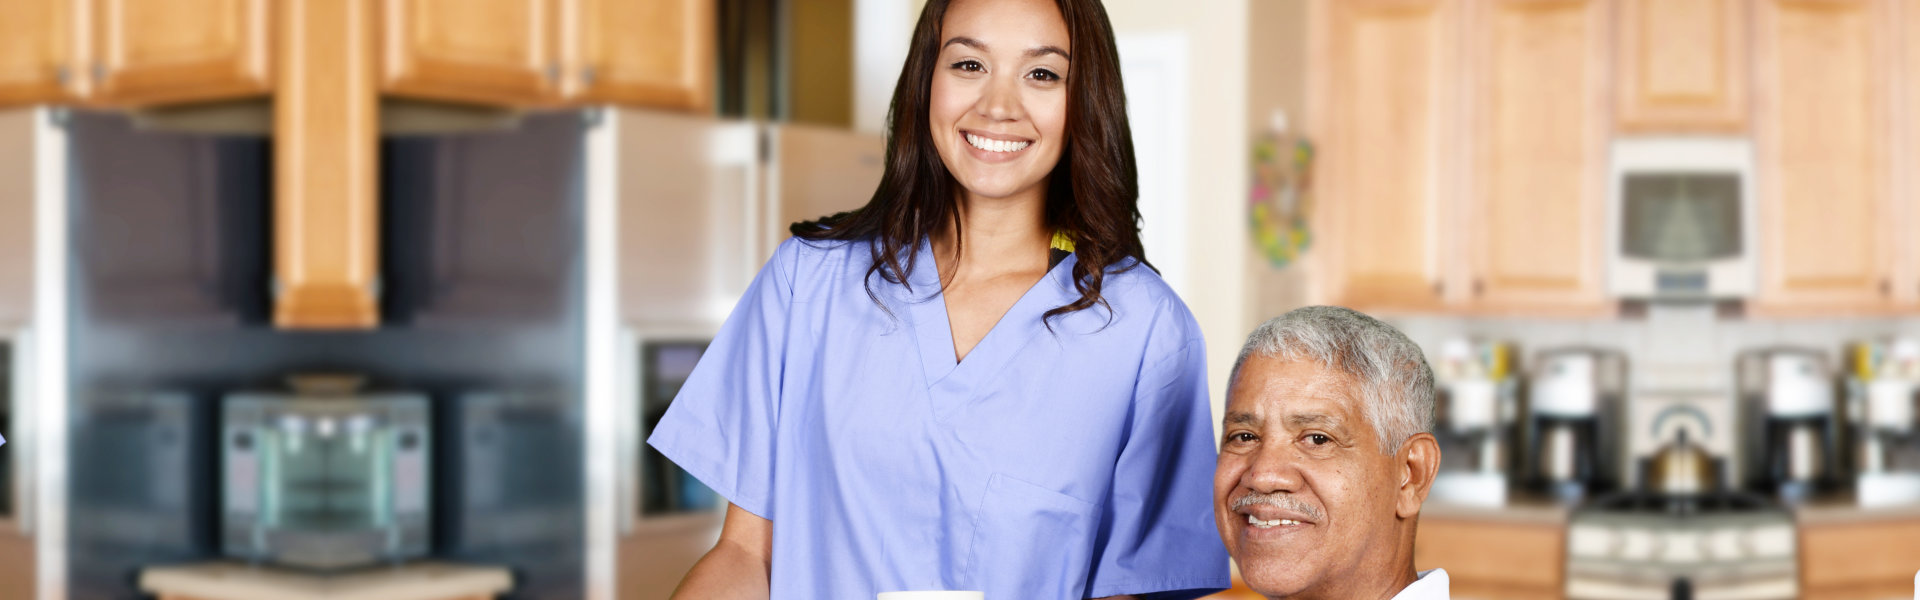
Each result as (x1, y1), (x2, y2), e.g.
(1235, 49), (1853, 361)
(1608, 138), (1756, 301)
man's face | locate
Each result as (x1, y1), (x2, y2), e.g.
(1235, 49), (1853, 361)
(1214, 357), (1417, 598)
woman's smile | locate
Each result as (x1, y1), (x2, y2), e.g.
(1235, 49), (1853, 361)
(961, 129), (1035, 162)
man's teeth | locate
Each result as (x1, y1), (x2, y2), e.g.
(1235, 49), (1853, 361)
(966, 133), (1031, 153)
(1246, 514), (1303, 528)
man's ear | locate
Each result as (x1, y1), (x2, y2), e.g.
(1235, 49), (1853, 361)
(1394, 433), (1441, 519)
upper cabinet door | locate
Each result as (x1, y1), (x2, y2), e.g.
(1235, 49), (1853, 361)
(1615, 0), (1749, 133)
(0, 0), (78, 106)
(1753, 0), (1896, 315)
(1313, 0), (1460, 312)
(91, 0), (271, 106)
(570, 0), (714, 111)
(381, 0), (559, 106)
(1465, 0), (1610, 315)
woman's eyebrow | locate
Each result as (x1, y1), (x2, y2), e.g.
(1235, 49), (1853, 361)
(941, 37), (1070, 61)
(1025, 45), (1069, 60)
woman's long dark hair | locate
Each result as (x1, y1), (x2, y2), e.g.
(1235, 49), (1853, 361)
(791, 0), (1148, 324)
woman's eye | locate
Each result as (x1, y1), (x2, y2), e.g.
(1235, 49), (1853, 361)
(951, 60), (984, 73)
(1028, 68), (1061, 82)
(1307, 434), (1332, 446)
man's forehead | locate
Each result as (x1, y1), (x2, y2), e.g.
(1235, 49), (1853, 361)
(1225, 357), (1363, 423)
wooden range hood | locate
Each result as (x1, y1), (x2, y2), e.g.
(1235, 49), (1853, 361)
(273, 0), (379, 329)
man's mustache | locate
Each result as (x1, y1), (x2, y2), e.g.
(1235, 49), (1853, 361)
(1230, 492), (1325, 522)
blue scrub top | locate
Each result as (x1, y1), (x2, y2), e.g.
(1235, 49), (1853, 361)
(648, 236), (1230, 599)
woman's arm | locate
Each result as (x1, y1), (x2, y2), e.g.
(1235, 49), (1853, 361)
(671, 503), (774, 599)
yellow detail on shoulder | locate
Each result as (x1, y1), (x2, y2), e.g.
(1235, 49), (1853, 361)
(1050, 230), (1076, 253)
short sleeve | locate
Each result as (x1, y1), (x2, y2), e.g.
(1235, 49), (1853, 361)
(1084, 337), (1232, 599)
(644, 240), (800, 520)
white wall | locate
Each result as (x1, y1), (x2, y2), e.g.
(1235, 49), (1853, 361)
(1105, 0), (1252, 428)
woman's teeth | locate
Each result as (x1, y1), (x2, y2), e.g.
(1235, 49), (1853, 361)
(966, 133), (1030, 153)
(1247, 514), (1302, 528)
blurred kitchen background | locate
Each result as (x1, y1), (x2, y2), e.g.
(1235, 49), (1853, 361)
(1, 0), (1918, 599)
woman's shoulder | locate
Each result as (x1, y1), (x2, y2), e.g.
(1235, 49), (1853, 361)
(766, 234), (882, 291)
(1065, 255), (1201, 342)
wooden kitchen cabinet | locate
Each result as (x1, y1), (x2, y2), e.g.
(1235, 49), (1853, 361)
(1464, 0), (1610, 316)
(380, 0), (716, 111)
(1799, 517), (1920, 600)
(1414, 514), (1565, 600)
(90, 0), (272, 106)
(380, 0), (560, 106)
(1615, 0), (1749, 133)
(0, 0), (79, 106)
(1312, 0), (1459, 313)
(568, 0), (714, 111)
(1752, 0), (1898, 316)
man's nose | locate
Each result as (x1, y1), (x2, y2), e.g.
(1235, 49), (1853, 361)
(1241, 440), (1304, 494)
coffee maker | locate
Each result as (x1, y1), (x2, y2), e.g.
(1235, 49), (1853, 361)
(1520, 347), (1628, 500)
(1431, 339), (1520, 505)
(1845, 339), (1920, 505)
(1737, 347), (1844, 502)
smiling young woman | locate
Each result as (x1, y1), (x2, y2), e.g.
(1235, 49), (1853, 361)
(647, 0), (1229, 598)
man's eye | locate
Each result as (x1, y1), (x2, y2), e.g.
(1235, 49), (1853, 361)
(951, 60), (984, 72)
(1307, 434), (1332, 446)
(1229, 432), (1258, 443)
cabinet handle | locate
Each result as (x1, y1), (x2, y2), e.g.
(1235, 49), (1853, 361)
(91, 63), (105, 84)
(581, 66), (598, 88)
(55, 65), (69, 86)
(545, 63), (561, 85)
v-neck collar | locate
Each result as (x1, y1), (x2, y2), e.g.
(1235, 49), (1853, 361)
(902, 237), (1078, 394)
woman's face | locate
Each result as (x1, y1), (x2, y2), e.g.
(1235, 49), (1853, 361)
(929, 0), (1071, 203)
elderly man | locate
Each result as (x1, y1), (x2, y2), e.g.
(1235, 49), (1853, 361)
(1215, 306), (1446, 600)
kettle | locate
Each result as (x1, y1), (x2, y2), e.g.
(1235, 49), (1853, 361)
(1648, 427), (1716, 495)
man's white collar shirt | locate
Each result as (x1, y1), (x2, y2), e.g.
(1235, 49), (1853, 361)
(1388, 568), (1451, 600)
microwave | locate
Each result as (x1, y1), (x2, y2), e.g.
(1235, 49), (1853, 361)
(1607, 138), (1756, 300)
(221, 378), (431, 570)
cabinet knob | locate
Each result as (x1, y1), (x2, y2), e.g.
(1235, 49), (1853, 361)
(545, 63), (561, 84)
(1882, 278), (1892, 296)
(1473, 278), (1485, 297)
(1432, 281), (1445, 297)
(581, 66), (598, 87)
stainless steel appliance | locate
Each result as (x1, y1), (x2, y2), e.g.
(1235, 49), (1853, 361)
(1430, 338), (1519, 506)
(1521, 347), (1628, 500)
(1737, 347), (1843, 501)
(1608, 137), (1756, 300)
(1845, 338), (1920, 505)
(1565, 492), (1797, 600)
(221, 376), (432, 570)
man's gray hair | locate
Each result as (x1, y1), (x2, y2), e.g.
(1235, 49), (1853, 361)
(1230, 305), (1436, 454)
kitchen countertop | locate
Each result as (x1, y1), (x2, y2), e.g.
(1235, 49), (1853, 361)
(139, 561), (513, 600)
(1420, 494), (1575, 526)
(1791, 493), (1920, 526)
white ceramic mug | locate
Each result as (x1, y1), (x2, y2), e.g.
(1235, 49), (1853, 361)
(877, 592), (984, 600)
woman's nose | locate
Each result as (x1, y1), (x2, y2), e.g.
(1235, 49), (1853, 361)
(975, 73), (1022, 122)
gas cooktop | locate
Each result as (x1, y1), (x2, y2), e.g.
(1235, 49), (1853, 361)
(1566, 491), (1798, 600)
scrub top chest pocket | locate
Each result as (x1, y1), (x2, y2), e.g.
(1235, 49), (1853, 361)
(967, 473), (1102, 599)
